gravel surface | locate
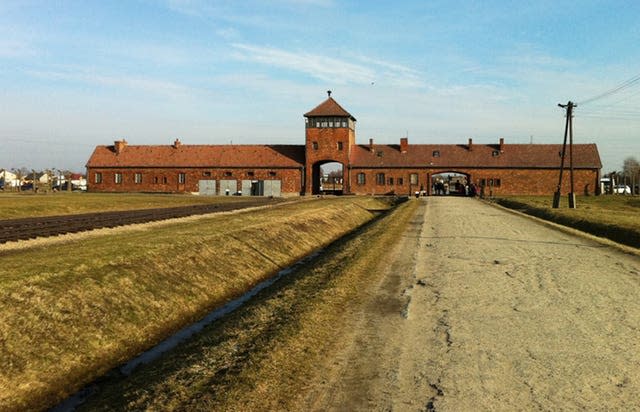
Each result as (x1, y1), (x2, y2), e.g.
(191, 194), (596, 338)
(296, 196), (640, 411)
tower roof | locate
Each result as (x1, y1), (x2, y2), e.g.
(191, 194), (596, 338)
(304, 94), (356, 121)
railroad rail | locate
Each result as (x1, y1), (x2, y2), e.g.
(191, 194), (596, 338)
(0, 199), (282, 244)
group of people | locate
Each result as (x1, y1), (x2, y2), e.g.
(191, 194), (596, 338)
(432, 180), (478, 197)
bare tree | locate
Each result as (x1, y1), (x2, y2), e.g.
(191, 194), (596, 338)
(623, 157), (639, 177)
(623, 157), (639, 195)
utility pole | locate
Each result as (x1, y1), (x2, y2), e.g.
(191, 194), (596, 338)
(553, 101), (577, 208)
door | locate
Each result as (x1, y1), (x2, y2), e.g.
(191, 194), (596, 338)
(241, 180), (252, 196)
(219, 180), (237, 195)
(198, 180), (216, 195)
(265, 180), (281, 197)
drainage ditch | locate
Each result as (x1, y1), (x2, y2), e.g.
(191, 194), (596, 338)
(51, 197), (406, 411)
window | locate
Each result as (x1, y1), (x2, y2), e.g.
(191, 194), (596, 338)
(492, 150), (500, 157)
(488, 178), (494, 186)
(495, 178), (501, 187)
(95, 172), (102, 184)
(410, 173), (418, 185)
(178, 173), (186, 184)
(432, 150), (440, 157)
(203, 171), (211, 177)
(479, 178), (486, 186)
(224, 171), (232, 177)
(388, 177), (394, 185)
(312, 141), (318, 150)
(357, 173), (366, 185)
(376, 151), (384, 157)
(328, 121), (333, 127)
(337, 142), (343, 150)
(154, 176), (159, 184)
(398, 177), (404, 185)
(163, 176), (168, 184)
(342, 121), (347, 127)
(376, 173), (385, 185)
(269, 171), (277, 177)
(134, 173), (142, 184)
(114, 173), (122, 184)
(247, 171), (255, 177)
(321, 121), (327, 127)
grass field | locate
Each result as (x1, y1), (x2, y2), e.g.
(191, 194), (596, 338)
(0, 196), (393, 411)
(493, 195), (640, 248)
(79, 197), (419, 411)
(0, 192), (255, 219)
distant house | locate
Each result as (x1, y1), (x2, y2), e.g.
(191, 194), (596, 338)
(34, 172), (50, 184)
(0, 170), (21, 189)
(70, 173), (87, 191)
(86, 93), (602, 196)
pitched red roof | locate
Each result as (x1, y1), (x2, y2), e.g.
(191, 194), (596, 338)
(350, 143), (602, 169)
(86, 144), (305, 168)
(304, 97), (356, 120)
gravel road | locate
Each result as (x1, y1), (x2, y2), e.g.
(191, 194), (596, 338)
(296, 197), (640, 411)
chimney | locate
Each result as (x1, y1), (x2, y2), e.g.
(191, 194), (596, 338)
(468, 138), (473, 151)
(173, 138), (182, 148)
(114, 139), (127, 154)
(499, 137), (505, 152)
(400, 137), (408, 153)
(369, 138), (374, 152)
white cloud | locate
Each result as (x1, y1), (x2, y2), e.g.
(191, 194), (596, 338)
(232, 43), (375, 84)
(0, 39), (37, 58)
(231, 43), (429, 88)
(26, 69), (191, 97)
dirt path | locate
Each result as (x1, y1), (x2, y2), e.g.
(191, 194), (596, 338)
(295, 197), (640, 411)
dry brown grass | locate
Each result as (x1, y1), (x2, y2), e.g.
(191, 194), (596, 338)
(493, 195), (640, 248)
(0, 197), (393, 411)
(0, 192), (257, 219)
(78, 198), (418, 410)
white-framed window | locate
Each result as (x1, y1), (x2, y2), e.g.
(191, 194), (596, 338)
(178, 173), (186, 184)
(410, 173), (418, 185)
(134, 173), (142, 184)
(95, 172), (102, 184)
(114, 173), (122, 184)
(357, 173), (365, 185)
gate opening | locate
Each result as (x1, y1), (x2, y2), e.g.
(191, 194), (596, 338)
(431, 172), (472, 196)
(312, 161), (344, 195)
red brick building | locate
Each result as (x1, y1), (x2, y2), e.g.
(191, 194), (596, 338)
(86, 93), (602, 196)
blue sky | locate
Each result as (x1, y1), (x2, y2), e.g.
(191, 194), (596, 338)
(1, 0), (639, 173)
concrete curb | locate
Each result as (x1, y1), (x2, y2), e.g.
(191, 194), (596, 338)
(481, 198), (640, 258)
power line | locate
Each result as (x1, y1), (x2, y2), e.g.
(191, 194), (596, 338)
(578, 73), (640, 106)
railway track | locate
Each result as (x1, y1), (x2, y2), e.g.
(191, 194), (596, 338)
(0, 199), (282, 244)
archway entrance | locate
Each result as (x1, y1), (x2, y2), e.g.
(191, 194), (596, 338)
(431, 171), (471, 196)
(312, 161), (344, 195)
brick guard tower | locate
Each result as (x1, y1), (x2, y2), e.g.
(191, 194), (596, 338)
(303, 91), (356, 194)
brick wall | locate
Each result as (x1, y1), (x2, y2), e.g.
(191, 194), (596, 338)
(87, 167), (303, 194)
(305, 126), (354, 194)
(348, 167), (600, 196)
(88, 165), (598, 197)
